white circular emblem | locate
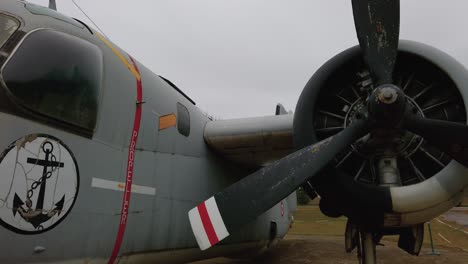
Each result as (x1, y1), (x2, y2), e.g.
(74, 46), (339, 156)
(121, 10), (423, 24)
(0, 134), (79, 234)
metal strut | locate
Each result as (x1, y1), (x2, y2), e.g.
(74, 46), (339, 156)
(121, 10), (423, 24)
(357, 156), (400, 264)
(359, 231), (377, 264)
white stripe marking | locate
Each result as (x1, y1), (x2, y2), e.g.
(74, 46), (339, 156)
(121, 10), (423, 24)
(91, 177), (156, 196)
(436, 218), (468, 235)
(436, 218), (453, 228)
(188, 205), (211, 250)
(436, 218), (468, 236)
(438, 233), (451, 244)
(315, 220), (329, 223)
(205, 197), (230, 242)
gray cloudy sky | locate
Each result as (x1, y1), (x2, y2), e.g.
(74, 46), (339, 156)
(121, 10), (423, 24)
(29, 0), (468, 119)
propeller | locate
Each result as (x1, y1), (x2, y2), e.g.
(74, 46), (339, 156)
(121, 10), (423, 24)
(404, 116), (468, 167)
(189, 120), (369, 250)
(350, 0), (468, 168)
(351, 0), (400, 85)
(189, 0), (468, 251)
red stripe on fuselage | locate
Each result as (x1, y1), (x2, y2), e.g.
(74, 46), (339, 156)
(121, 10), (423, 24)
(197, 202), (219, 246)
(108, 55), (143, 264)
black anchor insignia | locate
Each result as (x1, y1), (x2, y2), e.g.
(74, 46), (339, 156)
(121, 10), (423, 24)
(12, 141), (65, 229)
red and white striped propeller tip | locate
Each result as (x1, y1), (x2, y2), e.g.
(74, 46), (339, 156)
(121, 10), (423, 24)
(188, 197), (230, 250)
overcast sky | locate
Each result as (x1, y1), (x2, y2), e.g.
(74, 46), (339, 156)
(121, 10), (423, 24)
(28, 0), (468, 119)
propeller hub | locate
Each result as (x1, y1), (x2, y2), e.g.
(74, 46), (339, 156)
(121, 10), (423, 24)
(378, 86), (398, 104)
(369, 84), (406, 127)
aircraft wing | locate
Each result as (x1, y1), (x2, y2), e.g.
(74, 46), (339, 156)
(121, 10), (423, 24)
(204, 113), (294, 168)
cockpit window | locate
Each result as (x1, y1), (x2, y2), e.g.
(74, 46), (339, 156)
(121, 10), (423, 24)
(2, 29), (103, 131)
(177, 103), (190, 137)
(0, 14), (19, 49)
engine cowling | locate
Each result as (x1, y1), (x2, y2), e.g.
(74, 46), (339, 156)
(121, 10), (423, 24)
(294, 40), (468, 228)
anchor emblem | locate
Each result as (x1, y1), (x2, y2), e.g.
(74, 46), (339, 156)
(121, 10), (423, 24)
(0, 134), (79, 234)
(12, 141), (65, 230)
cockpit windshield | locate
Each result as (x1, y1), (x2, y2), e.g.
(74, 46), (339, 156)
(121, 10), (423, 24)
(0, 14), (19, 49)
(2, 29), (103, 132)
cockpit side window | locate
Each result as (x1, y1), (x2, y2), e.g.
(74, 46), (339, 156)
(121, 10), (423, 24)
(177, 102), (190, 137)
(0, 14), (19, 49)
(2, 29), (103, 131)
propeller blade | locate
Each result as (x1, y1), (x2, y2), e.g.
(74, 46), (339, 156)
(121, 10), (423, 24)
(188, 120), (369, 250)
(351, 0), (400, 85)
(404, 116), (468, 167)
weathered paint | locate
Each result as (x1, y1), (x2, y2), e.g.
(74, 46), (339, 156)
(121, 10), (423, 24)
(0, 1), (296, 263)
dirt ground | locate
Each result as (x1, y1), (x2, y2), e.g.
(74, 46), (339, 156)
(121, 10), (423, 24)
(192, 205), (468, 264)
(193, 235), (468, 264)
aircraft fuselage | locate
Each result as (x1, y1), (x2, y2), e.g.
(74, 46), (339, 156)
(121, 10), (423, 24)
(0, 1), (296, 263)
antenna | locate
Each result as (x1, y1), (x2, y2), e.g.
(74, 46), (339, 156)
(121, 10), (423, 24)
(71, 0), (108, 38)
(49, 0), (57, 10)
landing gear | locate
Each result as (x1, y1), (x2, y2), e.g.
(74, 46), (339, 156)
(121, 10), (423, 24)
(359, 231), (377, 264)
(345, 221), (378, 264)
(354, 156), (398, 264)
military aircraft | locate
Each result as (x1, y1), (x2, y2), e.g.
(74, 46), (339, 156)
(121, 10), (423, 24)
(0, 0), (467, 264)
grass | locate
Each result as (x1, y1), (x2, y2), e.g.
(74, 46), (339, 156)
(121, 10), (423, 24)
(289, 205), (347, 236)
(290, 203), (468, 252)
